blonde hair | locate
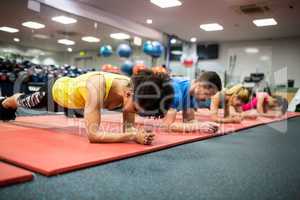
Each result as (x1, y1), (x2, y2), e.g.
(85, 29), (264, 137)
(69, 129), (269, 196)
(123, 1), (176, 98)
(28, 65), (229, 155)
(225, 84), (249, 103)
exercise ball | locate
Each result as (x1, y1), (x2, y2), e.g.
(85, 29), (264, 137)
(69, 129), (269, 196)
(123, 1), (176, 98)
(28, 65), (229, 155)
(100, 45), (113, 57)
(121, 60), (134, 76)
(152, 66), (167, 74)
(133, 63), (147, 75)
(181, 54), (198, 68)
(102, 64), (113, 72)
(143, 41), (154, 56)
(151, 41), (164, 58)
(117, 44), (132, 58)
(111, 66), (121, 74)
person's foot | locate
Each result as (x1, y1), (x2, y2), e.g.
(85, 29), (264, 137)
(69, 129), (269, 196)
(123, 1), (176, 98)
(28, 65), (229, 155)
(17, 91), (46, 109)
(0, 97), (17, 121)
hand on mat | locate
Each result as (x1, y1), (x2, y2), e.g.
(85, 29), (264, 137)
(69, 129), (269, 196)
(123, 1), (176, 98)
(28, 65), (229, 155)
(241, 111), (258, 120)
(125, 126), (138, 133)
(198, 122), (219, 134)
(230, 116), (243, 123)
(134, 130), (155, 145)
(245, 113), (258, 120)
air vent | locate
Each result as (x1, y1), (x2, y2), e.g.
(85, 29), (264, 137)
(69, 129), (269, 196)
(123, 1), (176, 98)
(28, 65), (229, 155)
(56, 31), (78, 37)
(240, 4), (270, 14)
(232, 2), (271, 15)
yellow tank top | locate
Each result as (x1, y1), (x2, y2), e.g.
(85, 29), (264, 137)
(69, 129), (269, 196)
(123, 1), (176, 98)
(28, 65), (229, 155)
(52, 71), (130, 109)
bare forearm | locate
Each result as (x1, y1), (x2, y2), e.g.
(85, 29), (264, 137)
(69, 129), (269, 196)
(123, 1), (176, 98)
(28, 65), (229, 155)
(211, 115), (237, 123)
(259, 112), (281, 118)
(88, 131), (136, 143)
(167, 121), (200, 132)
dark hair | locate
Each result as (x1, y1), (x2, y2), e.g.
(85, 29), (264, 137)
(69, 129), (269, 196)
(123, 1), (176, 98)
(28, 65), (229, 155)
(131, 69), (174, 118)
(273, 95), (289, 114)
(196, 71), (222, 91)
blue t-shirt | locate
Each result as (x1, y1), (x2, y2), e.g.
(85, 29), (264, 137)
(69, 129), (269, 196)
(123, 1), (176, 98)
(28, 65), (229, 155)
(193, 98), (211, 109)
(171, 77), (195, 111)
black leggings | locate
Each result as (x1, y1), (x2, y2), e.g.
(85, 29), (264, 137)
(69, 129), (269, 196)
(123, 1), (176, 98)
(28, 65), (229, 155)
(17, 79), (83, 117)
(17, 78), (56, 111)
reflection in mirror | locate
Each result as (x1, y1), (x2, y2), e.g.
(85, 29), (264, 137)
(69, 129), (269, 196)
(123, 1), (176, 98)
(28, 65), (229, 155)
(0, 0), (166, 97)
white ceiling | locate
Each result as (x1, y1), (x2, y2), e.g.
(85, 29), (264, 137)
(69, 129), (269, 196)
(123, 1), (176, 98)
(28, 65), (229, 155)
(75, 0), (300, 42)
(0, 0), (135, 53)
(1, 0), (299, 55)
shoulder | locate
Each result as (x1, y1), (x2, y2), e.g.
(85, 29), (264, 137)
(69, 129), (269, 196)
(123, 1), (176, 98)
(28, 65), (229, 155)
(256, 92), (269, 99)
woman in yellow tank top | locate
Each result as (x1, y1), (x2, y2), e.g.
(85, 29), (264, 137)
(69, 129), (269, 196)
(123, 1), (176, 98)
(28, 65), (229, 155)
(0, 70), (174, 145)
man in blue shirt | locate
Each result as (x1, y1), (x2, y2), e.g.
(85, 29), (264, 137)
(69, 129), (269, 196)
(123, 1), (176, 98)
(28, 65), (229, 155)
(164, 71), (222, 133)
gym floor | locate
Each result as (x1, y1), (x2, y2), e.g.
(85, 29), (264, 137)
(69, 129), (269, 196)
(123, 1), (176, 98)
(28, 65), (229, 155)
(1, 117), (300, 200)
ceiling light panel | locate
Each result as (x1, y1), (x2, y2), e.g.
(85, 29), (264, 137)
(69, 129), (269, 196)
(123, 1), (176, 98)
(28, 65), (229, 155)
(81, 36), (100, 43)
(52, 16), (77, 24)
(0, 26), (19, 33)
(150, 0), (182, 8)
(200, 23), (223, 31)
(58, 39), (75, 45)
(22, 21), (45, 29)
(253, 18), (277, 27)
(110, 33), (130, 40)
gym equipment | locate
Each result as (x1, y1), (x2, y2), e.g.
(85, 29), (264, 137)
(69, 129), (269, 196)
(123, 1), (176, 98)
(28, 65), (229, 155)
(143, 41), (154, 56)
(117, 44), (132, 58)
(102, 64), (120, 74)
(102, 64), (112, 72)
(0, 162), (33, 187)
(0, 72), (7, 81)
(180, 54), (198, 68)
(133, 63), (147, 75)
(111, 66), (120, 74)
(151, 41), (164, 58)
(121, 60), (134, 76)
(7, 72), (17, 82)
(143, 41), (164, 58)
(100, 45), (113, 57)
(0, 112), (299, 176)
(152, 66), (167, 74)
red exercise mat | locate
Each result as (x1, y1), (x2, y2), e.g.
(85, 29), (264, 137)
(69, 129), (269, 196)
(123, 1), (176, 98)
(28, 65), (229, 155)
(0, 162), (33, 187)
(0, 112), (299, 176)
(0, 126), (215, 176)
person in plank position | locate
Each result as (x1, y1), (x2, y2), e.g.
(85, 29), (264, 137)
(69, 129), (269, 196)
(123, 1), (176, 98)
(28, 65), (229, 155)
(0, 70), (174, 145)
(238, 92), (288, 118)
(210, 84), (251, 123)
(163, 71), (221, 133)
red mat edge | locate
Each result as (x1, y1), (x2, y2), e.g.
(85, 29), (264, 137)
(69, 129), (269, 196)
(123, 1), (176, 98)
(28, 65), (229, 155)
(0, 134), (214, 176)
(1, 115), (299, 176)
(0, 163), (34, 187)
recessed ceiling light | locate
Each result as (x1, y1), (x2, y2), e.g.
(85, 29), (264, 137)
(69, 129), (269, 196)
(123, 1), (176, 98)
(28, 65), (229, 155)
(81, 36), (100, 43)
(171, 50), (182, 55)
(13, 38), (20, 42)
(22, 21), (45, 29)
(57, 39), (75, 46)
(52, 16), (77, 24)
(146, 19), (153, 24)
(170, 38), (177, 44)
(253, 18), (277, 27)
(150, 0), (182, 8)
(260, 55), (270, 61)
(67, 48), (73, 52)
(200, 23), (223, 31)
(245, 47), (259, 54)
(33, 34), (50, 40)
(190, 37), (197, 43)
(0, 26), (19, 33)
(110, 33), (130, 40)
(133, 36), (142, 46)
